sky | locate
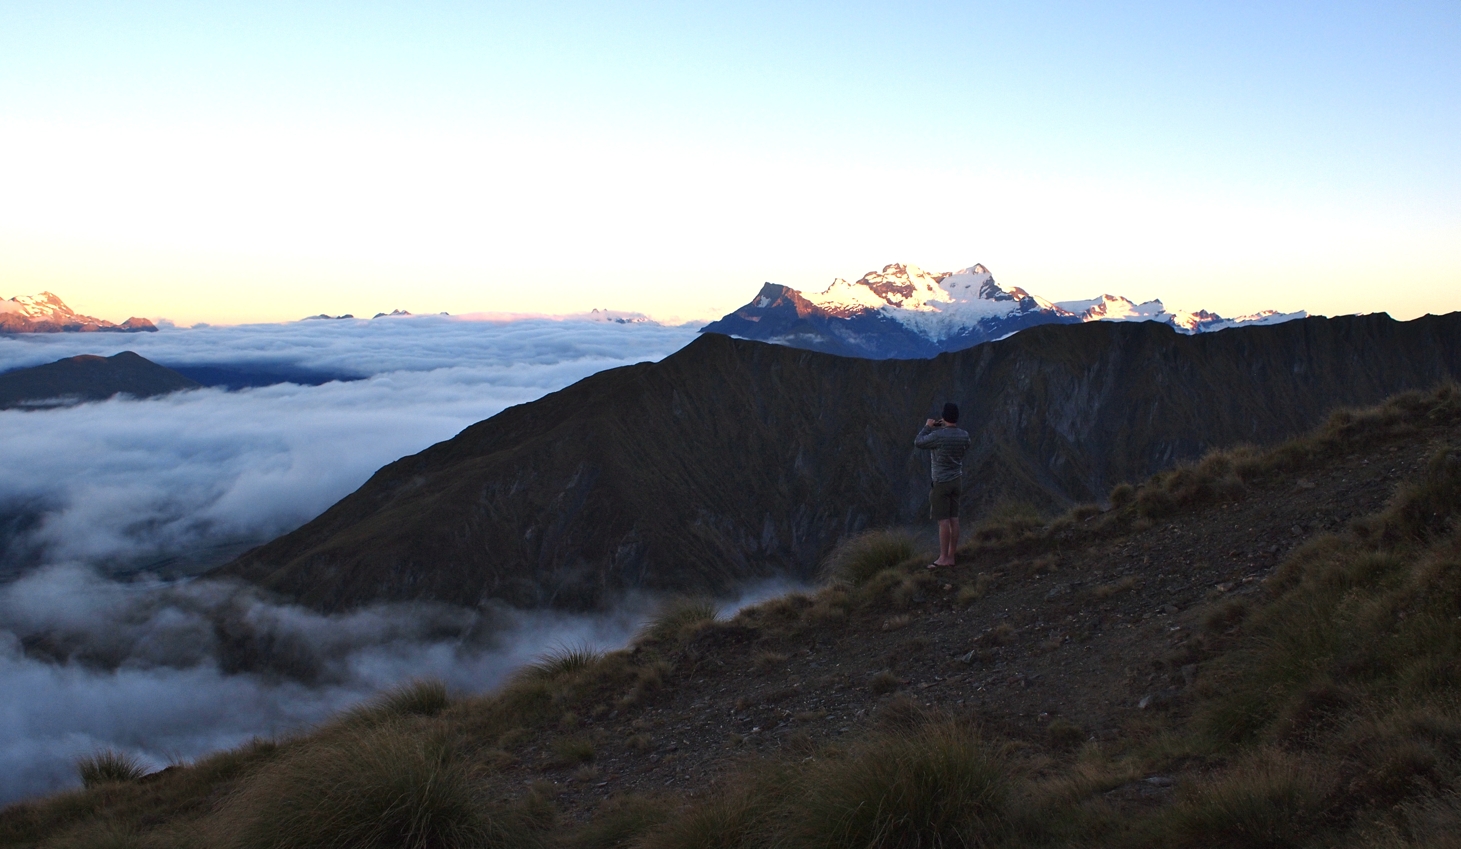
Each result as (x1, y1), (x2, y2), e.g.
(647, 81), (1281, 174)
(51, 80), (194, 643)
(0, 2), (1458, 325)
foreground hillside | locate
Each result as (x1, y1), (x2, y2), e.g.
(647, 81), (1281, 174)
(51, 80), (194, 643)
(7, 383), (1461, 848)
(220, 312), (1461, 612)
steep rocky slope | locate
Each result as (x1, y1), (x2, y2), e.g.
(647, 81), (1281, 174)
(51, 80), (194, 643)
(0, 352), (200, 410)
(218, 312), (1461, 612)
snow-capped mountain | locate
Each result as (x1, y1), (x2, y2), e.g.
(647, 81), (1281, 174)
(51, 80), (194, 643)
(699, 263), (1307, 359)
(0, 292), (156, 334)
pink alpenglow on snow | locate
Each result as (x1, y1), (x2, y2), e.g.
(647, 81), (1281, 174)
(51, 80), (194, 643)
(0, 293), (156, 334)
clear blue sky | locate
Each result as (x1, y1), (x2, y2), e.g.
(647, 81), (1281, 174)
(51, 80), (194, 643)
(1, 1), (1457, 324)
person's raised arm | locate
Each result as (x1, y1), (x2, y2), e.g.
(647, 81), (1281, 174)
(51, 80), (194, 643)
(914, 419), (941, 448)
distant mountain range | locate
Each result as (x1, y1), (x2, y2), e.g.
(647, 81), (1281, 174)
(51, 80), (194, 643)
(700, 263), (1307, 358)
(0, 351), (199, 410)
(216, 312), (1461, 613)
(0, 293), (156, 334)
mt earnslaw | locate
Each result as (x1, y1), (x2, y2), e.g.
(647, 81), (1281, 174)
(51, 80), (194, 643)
(700, 263), (1306, 358)
(217, 311), (1461, 612)
(0, 292), (155, 333)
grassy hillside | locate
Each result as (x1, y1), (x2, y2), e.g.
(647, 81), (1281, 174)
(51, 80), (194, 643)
(6, 383), (1461, 848)
(219, 312), (1461, 612)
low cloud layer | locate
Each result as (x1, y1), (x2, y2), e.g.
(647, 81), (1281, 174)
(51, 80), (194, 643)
(0, 317), (727, 805)
(0, 564), (653, 804)
(0, 317), (697, 571)
(0, 564), (800, 805)
(0, 313), (698, 376)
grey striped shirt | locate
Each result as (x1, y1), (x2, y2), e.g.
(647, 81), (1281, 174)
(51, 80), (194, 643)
(915, 425), (971, 483)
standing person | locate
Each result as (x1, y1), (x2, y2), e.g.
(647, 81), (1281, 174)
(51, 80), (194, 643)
(915, 402), (971, 569)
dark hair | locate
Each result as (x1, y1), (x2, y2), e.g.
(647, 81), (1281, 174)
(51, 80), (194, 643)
(942, 402), (959, 423)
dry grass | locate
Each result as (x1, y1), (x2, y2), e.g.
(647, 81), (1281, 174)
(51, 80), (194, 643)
(868, 670), (900, 695)
(753, 651), (789, 671)
(523, 644), (604, 681)
(637, 724), (1026, 849)
(75, 751), (148, 788)
(1145, 748), (1338, 849)
(1104, 384), (1461, 531)
(638, 597), (719, 645)
(971, 501), (1044, 545)
(821, 529), (921, 588)
(210, 723), (544, 849)
(551, 736), (596, 766)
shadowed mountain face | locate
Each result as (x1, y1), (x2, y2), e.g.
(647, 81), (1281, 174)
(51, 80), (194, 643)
(0, 352), (200, 410)
(218, 313), (1461, 612)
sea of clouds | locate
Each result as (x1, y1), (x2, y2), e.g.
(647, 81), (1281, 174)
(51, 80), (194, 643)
(0, 315), (787, 804)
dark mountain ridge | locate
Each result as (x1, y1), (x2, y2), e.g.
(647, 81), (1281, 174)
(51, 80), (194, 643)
(217, 312), (1461, 612)
(0, 351), (200, 410)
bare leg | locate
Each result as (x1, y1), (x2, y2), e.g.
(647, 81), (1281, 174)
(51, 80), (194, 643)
(935, 518), (957, 566)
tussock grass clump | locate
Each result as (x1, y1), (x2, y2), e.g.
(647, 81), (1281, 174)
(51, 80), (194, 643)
(551, 737), (596, 765)
(971, 501), (1043, 545)
(868, 670), (900, 695)
(377, 678), (451, 717)
(76, 750), (148, 788)
(638, 597), (718, 645)
(639, 725), (1019, 849)
(957, 573), (996, 605)
(1149, 749), (1336, 849)
(637, 773), (789, 849)
(37, 820), (148, 849)
(791, 726), (1014, 849)
(821, 529), (920, 588)
(560, 795), (672, 849)
(213, 723), (540, 849)
(524, 644), (604, 681)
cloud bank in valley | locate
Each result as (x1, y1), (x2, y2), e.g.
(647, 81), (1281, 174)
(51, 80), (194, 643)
(0, 316), (698, 571)
(0, 563), (658, 805)
(0, 316), (711, 804)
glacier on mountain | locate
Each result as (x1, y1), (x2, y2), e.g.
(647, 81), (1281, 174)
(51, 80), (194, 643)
(700, 262), (1309, 359)
(0, 292), (156, 334)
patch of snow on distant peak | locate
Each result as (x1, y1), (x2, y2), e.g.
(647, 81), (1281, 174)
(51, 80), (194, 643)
(803, 262), (1045, 340)
(1197, 309), (1310, 333)
(4, 292), (75, 321)
(1056, 294), (1169, 323)
(581, 308), (655, 325)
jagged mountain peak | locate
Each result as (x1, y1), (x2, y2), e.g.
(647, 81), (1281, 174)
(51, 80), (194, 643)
(0, 292), (156, 334)
(701, 261), (1309, 359)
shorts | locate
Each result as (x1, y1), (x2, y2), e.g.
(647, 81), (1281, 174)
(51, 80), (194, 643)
(930, 478), (961, 521)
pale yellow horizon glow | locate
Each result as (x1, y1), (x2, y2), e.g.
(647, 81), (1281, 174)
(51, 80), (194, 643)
(2, 119), (1457, 328)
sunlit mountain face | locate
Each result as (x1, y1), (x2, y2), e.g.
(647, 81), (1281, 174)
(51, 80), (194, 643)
(0, 292), (156, 333)
(701, 263), (1307, 359)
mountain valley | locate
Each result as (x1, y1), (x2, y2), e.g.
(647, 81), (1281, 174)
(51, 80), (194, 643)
(217, 312), (1461, 612)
